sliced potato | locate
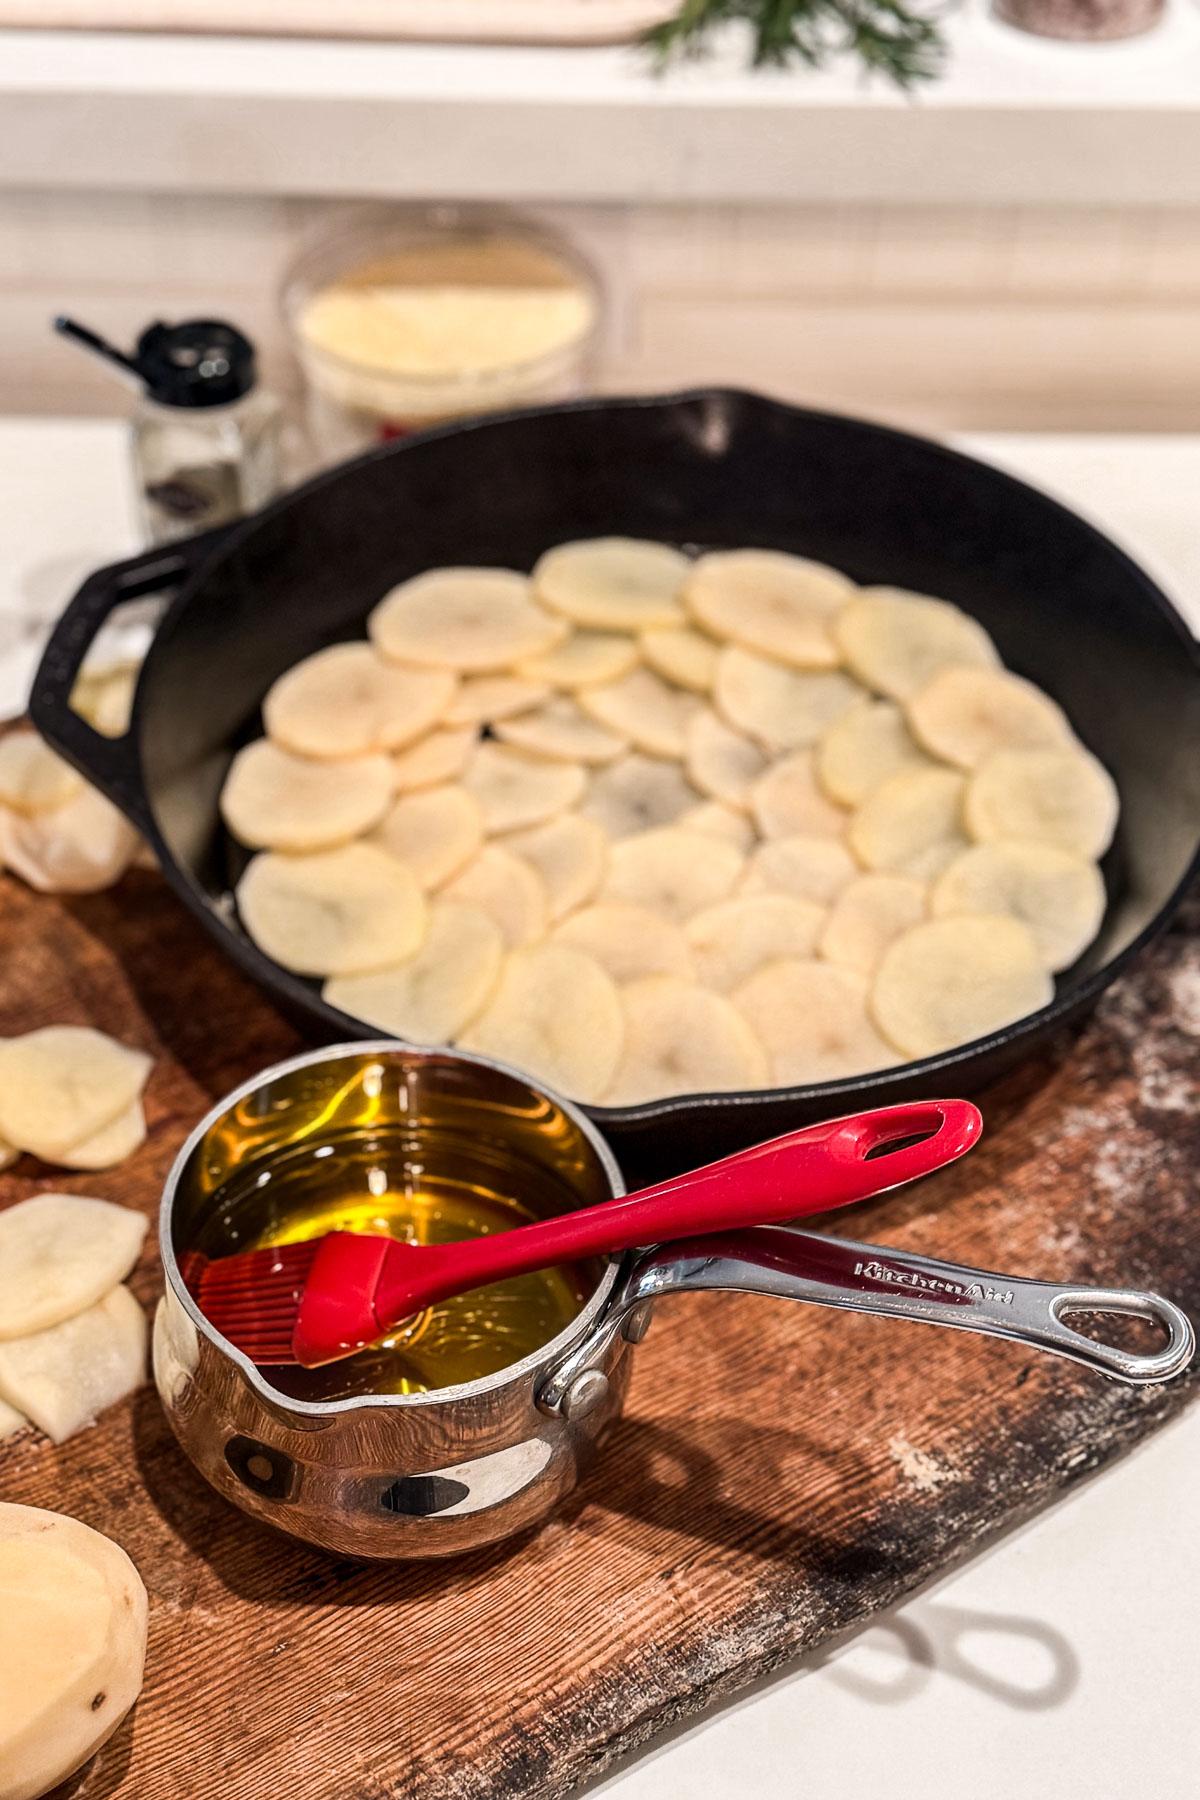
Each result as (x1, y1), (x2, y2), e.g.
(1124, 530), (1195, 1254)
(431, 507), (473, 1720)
(391, 725), (478, 793)
(370, 567), (565, 671)
(460, 944), (624, 1102)
(602, 827), (744, 921)
(603, 976), (769, 1104)
(578, 753), (698, 839)
(907, 666), (1073, 768)
(679, 800), (756, 851)
(684, 706), (768, 807)
(0, 1195), (147, 1340)
(741, 833), (858, 905)
(750, 749), (848, 840)
(733, 959), (897, 1085)
(444, 674), (550, 727)
(819, 873), (929, 976)
(836, 588), (999, 700)
(0, 1138), (17, 1173)
(0, 1028), (151, 1165)
(0, 784), (139, 895)
(715, 647), (860, 752)
(931, 839), (1106, 972)
(237, 843), (426, 977)
(508, 814), (609, 919)
(816, 699), (933, 807)
(324, 899), (503, 1044)
(495, 696), (627, 765)
(579, 667), (702, 760)
(369, 784), (483, 889)
(54, 1101), (147, 1174)
(516, 629), (638, 690)
(640, 625), (718, 694)
(263, 642), (456, 758)
(553, 902), (696, 983)
(685, 894), (826, 992)
(533, 538), (688, 631)
(0, 733), (82, 816)
(443, 844), (548, 947)
(462, 742), (586, 833)
(71, 660), (137, 737)
(685, 549), (851, 669)
(965, 747), (1119, 860)
(849, 767), (968, 879)
(220, 739), (394, 852)
(0, 1285), (146, 1445)
(871, 913), (1053, 1056)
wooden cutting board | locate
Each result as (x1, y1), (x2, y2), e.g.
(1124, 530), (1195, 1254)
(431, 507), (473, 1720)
(1, 870), (1196, 1800)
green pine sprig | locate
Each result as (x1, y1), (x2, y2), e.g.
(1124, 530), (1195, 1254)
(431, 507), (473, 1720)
(644, 0), (947, 90)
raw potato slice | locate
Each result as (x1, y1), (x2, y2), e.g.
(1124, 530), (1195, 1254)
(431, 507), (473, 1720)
(0, 784), (139, 895)
(819, 874), (929, 976)
(0, 733), (82, 816)
(220, 740), (394, 852)
(0, 1503), (148, 1800)
(733, 960), (897, 1085)
(580, 667), (701, 759)
(0, 1285), (146, 1445)
(849, 767), (969, 879)
(391, 725), (477, 792)
(750, 750), (847, 840)
(679, 800), (756, 851)
(72, 661), (137, 737)
(640, 626), (718, 694)
(931, 840), (1106, 972)
(533, 538), (688, 631)
(460, 944), (624, 1102)
(237, 843), (426, 976)
(54, 1101), (147, 1173)
(685, 549), (851, 669)
(495, 697), (627, 764)
(0, 1194), (147, 1340)
(685, 706), (768, 806)
(965, 747), (1119, 860)
(836, 588), (999, 701)
(603, 977), (768, 1105)
(742, 834), (858, 905)
(0, 1396), (23, 1437)
(553, 903), (695, 982)
(324, 900), (503, 1043)
(685, 894), (826, 992)
(602, 827), (744, 922)
(263, 642), (456, 758)
(0, 1027), (151, 1164)
(462, 742), (586, 833)
(715, 647), (860, 752)
(444, 674), (549, 727)
(907, 666), (1073, 769)
(817, 700), (933, 807)
(871, 914), (1053, 1056)
(443, 844), (548, 946)
(516, 630), (638, 690)
(578, 753), (697, 839)
(370, 785), (483, 889)
(370, 567), (565, 671)
(508, 815), (609, 919)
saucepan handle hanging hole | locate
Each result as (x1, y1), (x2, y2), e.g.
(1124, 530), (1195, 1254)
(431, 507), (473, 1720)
(1045, 1288), (1196, 1385)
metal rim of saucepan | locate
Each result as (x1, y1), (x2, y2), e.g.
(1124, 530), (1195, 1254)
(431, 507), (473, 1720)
(158, 1039), (629, 1417)
(45, 388), (1200, 1134)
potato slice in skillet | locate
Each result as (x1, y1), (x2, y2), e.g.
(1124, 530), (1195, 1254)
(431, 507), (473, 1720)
(0, 1028), (151, 1166)
(818, 873), (929, 976)
(462, 743), (586, 834)
(533, 538), (689, 632)
(444, 675), (550, 728)
(816, 699), (934, 807)
(369, 785), (483, 890)
(931, 840), (1105, 972)
(508, 814), (609, 920)
(578, 753), (697, 840)
(553, 903), (696, 983)
(603, 976), (768, 1105)
(325, 900), (504, 1045)
(836, 588), (999, 701)
(871, 914), (1053, 1057)
(370, 568), (566, 671)
(0, 734), (82, 816)
(391, 725), (478, 793)
(601, 827), (744, 922)
(495, 697), (627, 765)
(749, 749), (847, 840)
(237, 843), (426, 977)
(684, 706), (768, 808)
(515, 629), (638, 690)
(0, 1194), (146, 1340)
(965, 747), (1119, 861)
(715, 648), (860, 753)
(579, 667), (702, 760)
(849, 767), (969, 880)
(640, 625), (719, 694)
(741, 834), (857, 906)
(907, 666), (1073, 769)
(220, 740), (394, 852)
(459, 944), (625, 1103)
(685, 549), (851, 669)
(679, 800), (756, 851)
(263, 642), (456, 759)
(443, 844), (548, 947)
(685, 894), (826, 993)
(732, 959), (897, 1085)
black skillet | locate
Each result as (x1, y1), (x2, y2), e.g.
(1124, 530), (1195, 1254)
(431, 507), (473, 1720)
(30, 390), (1200, 1178)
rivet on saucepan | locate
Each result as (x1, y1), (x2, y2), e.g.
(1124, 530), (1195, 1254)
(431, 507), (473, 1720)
(622, 1303), (654, 1344)
(561, 1369), (610, 1421)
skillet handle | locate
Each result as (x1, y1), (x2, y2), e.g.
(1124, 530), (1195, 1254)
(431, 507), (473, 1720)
(29, 525), (234, 835)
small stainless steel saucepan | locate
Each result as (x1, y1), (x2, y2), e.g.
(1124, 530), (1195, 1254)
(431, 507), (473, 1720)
(153, 1044), (1194, 1560)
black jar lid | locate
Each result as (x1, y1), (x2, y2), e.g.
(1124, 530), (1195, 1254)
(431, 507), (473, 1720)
(135, 319), (257, 408)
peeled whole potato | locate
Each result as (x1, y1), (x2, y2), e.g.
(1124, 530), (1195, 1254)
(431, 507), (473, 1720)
(0, 1503), (148, 1800)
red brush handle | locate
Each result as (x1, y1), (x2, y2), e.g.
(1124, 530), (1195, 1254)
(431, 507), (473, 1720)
(372, 1099), (981, 1329)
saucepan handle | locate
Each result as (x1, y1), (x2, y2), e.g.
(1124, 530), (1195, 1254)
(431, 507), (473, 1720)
(28, 525), (235, 835)
(537, 1226), (1195, 1414)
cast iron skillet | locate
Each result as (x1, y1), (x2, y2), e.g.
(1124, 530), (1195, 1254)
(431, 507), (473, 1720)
(31, 390), (1200, 1176)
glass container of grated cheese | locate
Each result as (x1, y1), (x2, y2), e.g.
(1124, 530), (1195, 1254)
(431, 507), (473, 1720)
(281, 204), (603, 465)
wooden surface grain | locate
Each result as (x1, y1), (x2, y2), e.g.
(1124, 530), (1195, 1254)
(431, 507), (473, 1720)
(0, 870), (1196, 1800)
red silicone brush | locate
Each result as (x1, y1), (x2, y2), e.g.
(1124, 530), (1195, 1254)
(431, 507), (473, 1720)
(186, 1098), (981, 1368)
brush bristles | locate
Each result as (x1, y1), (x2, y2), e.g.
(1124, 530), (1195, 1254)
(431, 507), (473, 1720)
(189, 1238), (325, 1366)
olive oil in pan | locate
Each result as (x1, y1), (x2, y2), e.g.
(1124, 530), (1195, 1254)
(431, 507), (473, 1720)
(193, 1130), (595, 1402)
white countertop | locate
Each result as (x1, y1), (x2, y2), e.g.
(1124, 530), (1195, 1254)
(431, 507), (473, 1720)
(4, 5), (1200, 203)
(0, 417), (1197, 1800)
